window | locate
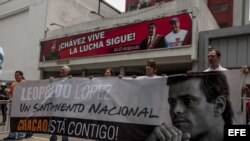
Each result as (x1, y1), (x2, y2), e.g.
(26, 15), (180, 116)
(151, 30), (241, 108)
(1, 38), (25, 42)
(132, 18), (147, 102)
(212, 3), (228, 13)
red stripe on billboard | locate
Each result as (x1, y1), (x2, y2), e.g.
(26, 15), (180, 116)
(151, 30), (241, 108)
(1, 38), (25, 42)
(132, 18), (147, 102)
(40, 13), (192, 61)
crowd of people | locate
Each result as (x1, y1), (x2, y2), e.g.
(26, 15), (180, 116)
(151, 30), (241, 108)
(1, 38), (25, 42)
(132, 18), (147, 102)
(0, 48), (249, 141)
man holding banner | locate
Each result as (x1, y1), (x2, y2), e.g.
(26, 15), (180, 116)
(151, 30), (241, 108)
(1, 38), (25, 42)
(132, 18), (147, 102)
(8, 65), (245, 140)
(204, 48), (227, 72)
(146, 60), (157, 77)
(146, 72), (233, 141)
(49, 65), (70, 141)
(4, 71), (30, 140)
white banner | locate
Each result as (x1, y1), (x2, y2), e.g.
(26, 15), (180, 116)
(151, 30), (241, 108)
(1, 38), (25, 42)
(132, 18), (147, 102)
(10, 70), (244, 141)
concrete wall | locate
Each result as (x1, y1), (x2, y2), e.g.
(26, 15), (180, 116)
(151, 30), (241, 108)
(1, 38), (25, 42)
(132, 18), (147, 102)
(0, 0), (218, 80)
(52, 0), (214, 37)
(233, 0), (243, 26)
(46, 0), (121, 30)
(41, 0), (218, 73)
(232, 0), (250, 26)
(244, 0), (250, 25)
(0, 0), (47, 81)
(46, 0), (218, 39)
(46, 0), (93, 30)
(0, 0), (119, 80)
(202, 0), (250, 27)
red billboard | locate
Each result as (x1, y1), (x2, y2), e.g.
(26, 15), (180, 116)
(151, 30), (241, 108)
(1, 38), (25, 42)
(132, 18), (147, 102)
(40, 13), (192, 61)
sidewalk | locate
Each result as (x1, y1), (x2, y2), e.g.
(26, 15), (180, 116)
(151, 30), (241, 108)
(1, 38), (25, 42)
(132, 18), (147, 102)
(0, 132), (93, 141)
(0, 104), (93, 141)
(0, 132), (49, 141)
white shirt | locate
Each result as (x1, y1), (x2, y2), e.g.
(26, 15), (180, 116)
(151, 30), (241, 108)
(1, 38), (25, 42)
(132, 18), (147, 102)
(148, 36), (153, 45)
(204, 64), (228, 72)
(164, 30), (188, 48)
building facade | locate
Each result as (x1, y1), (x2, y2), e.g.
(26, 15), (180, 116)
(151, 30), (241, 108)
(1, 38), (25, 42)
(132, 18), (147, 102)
(125, 0), (250, 28)
(206, 0), (234, 27)
(206, 0), (250, 28)
(3, 0), (249, 81)
(126, 0), (173, 12)
(0, 0), (120, 80)
(39, 0), (218, 78)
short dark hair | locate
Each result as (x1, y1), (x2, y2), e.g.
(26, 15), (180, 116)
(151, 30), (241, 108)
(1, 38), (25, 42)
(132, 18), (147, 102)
(209, 48), (221, 57)
(167, 72), (233, 125)
(146, 59), (156, 70)
(15, 70), (23, 75)
(148, 22), (156, 28)
(15, 70), (25, 80)
(105, 68), (114, 76)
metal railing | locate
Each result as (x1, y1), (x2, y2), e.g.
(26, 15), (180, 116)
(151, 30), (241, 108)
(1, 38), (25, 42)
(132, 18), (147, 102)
(0, 100), (11, 133)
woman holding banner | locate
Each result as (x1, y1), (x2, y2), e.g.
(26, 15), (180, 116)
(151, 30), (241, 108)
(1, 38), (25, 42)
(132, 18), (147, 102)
(146, 60), (157, 77)
(104, 68), (114, 77)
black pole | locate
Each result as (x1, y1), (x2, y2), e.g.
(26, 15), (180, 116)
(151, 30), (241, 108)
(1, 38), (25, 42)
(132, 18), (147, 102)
(98, 0), (101, 15)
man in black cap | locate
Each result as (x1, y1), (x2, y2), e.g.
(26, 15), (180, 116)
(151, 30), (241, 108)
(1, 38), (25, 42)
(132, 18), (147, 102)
(164, 17), (188, 48)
